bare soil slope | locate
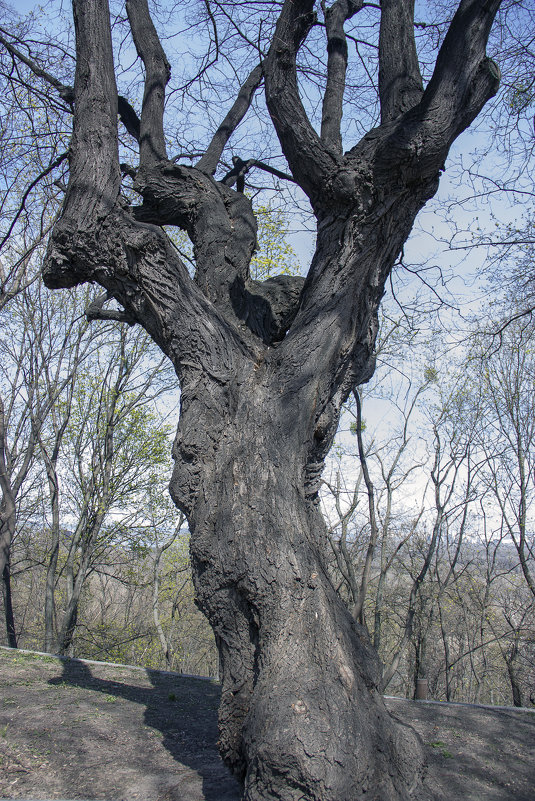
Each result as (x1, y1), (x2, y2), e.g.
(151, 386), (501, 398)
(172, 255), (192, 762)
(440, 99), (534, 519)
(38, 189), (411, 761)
(0, 648), (533, 800)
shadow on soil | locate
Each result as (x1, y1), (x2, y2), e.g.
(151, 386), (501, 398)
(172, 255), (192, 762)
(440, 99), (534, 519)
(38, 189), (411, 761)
(48, 658), (238, 801)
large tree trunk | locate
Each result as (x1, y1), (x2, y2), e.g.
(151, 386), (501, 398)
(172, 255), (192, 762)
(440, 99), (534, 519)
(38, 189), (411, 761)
(170, 360), (425, 800)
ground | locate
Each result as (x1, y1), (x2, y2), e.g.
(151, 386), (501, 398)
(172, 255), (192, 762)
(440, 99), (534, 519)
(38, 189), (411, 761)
(0, 647), (533, 800)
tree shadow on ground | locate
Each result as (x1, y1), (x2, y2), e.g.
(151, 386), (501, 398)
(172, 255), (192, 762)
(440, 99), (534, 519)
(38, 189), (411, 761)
(48, 658), (240, 801)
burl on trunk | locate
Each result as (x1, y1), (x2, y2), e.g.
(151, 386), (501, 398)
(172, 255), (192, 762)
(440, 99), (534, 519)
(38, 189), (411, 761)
(41, 0), (502, 798)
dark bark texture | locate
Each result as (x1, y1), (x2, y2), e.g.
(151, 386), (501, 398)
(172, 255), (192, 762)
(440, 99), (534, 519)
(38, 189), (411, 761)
(39, 0), (502, 798)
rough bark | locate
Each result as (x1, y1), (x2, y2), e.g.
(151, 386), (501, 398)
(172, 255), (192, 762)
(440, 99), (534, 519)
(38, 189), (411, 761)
(38, 0), (503, 798)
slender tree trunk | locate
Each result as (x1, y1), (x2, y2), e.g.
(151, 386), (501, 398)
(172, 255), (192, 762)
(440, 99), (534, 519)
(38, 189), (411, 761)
(413, 627), (429, 700)
(0, 513), (17, 647)
(438, 603), (452, 702)
(505, 638), (523, 708)
(0, 395), (17, 646)
(152, 548), (172, 668)
(353, 390), (379, 626)
(373, 571), (384, 651)
(43, 460), (60, 652)
(2, 561), (17, 648)
(44, 538), (59, 652)
(56, 534), (94, 655)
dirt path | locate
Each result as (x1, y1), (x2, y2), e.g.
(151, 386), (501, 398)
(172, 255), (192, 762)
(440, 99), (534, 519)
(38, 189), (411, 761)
(1, 648), (533, 800)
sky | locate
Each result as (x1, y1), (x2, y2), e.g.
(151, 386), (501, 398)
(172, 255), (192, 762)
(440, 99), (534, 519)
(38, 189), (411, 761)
(4, 0), (533, 531)
(11, 0), (37, 12)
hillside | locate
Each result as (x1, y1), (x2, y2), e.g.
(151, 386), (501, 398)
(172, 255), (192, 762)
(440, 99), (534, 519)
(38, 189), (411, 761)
(0, 648), (533, 800)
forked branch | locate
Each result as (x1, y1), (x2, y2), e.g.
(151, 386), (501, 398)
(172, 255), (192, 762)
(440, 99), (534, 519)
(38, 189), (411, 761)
(264, 0), (335, 199)
(416, 0), (502, 146)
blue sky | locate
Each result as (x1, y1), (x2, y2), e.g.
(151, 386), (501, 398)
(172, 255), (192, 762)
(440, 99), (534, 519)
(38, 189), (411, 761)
(12, 0), (38, 12)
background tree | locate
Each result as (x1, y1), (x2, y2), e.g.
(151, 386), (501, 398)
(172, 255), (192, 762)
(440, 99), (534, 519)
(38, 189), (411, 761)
(475, 319), (535, 599)
(0, 281), (91, 647)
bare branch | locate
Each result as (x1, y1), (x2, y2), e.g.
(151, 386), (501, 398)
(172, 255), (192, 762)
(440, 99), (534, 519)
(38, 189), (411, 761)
(85, 292), (137, 325)
(378, 0), (423, 124)
(117, 96), (141, 142)
(0, 29), (74, 103)
(220, 157), (296, 189)
(0, 29), (141, 144)
(196, 63), (263, 175)
(320, 0), (364, 153)
(126, 0), (170, 166)
(264, 0), (335, 198)
(0, 153), (68, 255)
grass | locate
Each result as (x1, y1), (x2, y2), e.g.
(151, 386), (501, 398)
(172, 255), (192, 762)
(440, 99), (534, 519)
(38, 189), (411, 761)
(430, 740), (454, 759)
(2, 652), (58, 665)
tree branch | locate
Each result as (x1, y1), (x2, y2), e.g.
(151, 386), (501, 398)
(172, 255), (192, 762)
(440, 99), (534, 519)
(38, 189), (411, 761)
(371, 0), (502, 194)
(416, 0), (502, 148)
(0, 28), (139, 143)
(43, 0), (121, 289)
(72, 0), (121, 210)
(0, 153), (68, 254)
(264, 0), (335, 199)
(0, 29), (74, 103)
(196, 63), (264, 175)
(85, 292), (137, 325)
(320, 0), (364, 153)
(378, 0), (423, 124)
(220, 157), (296, 189)
(117, 96), (141, 142)
(126, 0), (170, 167)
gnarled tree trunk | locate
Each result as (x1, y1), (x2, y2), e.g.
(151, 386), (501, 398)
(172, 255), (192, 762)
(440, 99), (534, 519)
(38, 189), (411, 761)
(37, 0), (503, 797)
(173, 363), (425, 798)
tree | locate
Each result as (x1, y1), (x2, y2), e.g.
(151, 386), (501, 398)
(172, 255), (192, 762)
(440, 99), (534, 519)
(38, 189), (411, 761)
(474, 319), (535, 599)
(41, 323), (174, 655)
(4, 0), (507, 798)
(0, 281), (92, 647)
